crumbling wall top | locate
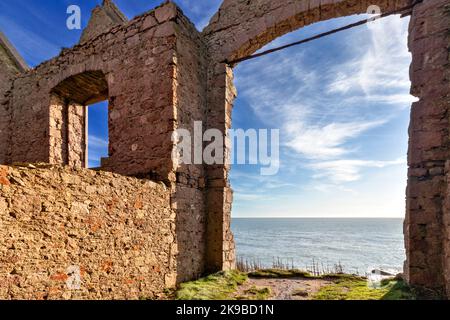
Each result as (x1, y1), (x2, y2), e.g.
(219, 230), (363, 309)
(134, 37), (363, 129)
(79, 0), (128, 44)
(202, 0), (413, 63)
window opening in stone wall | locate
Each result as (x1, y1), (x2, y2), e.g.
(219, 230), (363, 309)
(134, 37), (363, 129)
(50, 70), (109, 169)
(87, 100), (109, 168)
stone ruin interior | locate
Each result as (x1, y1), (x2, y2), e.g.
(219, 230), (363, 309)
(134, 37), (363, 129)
(0, 0), (449, 299)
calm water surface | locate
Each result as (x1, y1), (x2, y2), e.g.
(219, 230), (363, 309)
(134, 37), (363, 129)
(231, 218), (405, 274)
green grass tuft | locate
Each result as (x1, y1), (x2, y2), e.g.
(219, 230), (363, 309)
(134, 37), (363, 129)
(381, 279), (416, 300)
(248, 269), (311, 279)
(313, 276), (415, 300)
(175, 270), (415, 301)
(237, 286), (271, 300)
(175, 271), (247, 300)
(292, 288), (309, 297)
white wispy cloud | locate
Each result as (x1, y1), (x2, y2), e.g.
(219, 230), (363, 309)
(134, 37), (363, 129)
(231, 170), (295, 189)
(234, 193), (269, 201)
(0, 16), (61, 65)
(308, 158), (406, 184)
(88, 135), (108, 149)
(233, 14), (413, 190)
(284, 119), (386, 159)
(326, 15), (415, 106)
(87, 135), (108, 168)
(309, 183), (359, 194)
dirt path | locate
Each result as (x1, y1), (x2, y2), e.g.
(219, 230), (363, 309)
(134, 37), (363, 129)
(235, 277), (333, 300)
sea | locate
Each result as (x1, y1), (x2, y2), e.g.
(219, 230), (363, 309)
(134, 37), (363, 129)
(231, 218), (405, 275)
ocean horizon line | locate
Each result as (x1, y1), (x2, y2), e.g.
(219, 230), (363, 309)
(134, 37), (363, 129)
(232, 216), (405, 219)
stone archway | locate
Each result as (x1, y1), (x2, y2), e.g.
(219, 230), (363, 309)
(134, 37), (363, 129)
(202, 0), (450, 297)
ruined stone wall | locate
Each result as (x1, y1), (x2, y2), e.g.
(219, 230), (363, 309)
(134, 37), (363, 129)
(79, 0), (127, 44)
(203, 63), (236, 273)
(0, 2), (213, 297)
(203, 0), (412, 62)
(202, 0), (449, 297)
(49, 95), (86, 168)
(0, 164), (175, 299)
(99, 6), (178, 180)
(8, 4), (181, 182)
(1, 0), (449, 299)
(0, 2), (214, 297)
(405, 0), (450, 297)
(0, 42), (16, 164)
(171, 10), (208, 282)
(0, 81), (12, 165)
(9, 74), (50, 164)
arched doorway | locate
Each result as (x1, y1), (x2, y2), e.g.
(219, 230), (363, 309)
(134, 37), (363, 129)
(202, 0), (450, 297)
(229, 12), (411, 276)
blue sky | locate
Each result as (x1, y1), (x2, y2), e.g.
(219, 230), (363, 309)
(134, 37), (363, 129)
(0, 1), (414, 218)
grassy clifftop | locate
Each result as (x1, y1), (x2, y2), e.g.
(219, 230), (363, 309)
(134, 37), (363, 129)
(174, 269), (415, 300)
(175, 271), (248, 300)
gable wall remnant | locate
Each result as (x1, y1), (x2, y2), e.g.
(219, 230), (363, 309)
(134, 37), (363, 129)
(79, 0), (128, 44)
